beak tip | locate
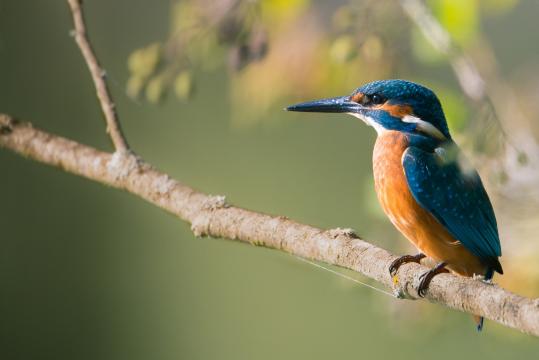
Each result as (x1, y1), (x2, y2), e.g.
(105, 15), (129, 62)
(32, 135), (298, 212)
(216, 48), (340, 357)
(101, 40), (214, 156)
(283, 96), (359, 114)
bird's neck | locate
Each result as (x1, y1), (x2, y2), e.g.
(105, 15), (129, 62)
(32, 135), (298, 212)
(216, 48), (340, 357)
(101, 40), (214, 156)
(373, 131), (409, 167)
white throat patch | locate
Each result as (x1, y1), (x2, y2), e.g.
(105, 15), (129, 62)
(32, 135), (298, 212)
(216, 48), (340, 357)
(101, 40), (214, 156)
(347, 112), (446, 140)
(347, 112), (386, 134)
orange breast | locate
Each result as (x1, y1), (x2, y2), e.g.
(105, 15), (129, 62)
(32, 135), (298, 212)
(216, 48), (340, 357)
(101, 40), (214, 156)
(372, 131), (485, 277)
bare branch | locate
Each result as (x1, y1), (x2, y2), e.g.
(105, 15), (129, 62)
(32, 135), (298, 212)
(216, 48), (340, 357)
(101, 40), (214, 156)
(1, 113), (539, 337)
(67, 0), (129, 152)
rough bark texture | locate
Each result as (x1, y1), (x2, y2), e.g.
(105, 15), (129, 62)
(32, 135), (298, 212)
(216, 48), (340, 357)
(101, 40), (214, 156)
(2, 113), (539, 337)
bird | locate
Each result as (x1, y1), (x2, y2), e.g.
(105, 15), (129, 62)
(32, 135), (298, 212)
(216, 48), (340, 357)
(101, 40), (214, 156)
(286, 79), (503, 330)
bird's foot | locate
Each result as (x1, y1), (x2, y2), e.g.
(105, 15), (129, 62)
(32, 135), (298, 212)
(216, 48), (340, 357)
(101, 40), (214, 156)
(417, 262), (449, 297)
(389, 253), (426, 277)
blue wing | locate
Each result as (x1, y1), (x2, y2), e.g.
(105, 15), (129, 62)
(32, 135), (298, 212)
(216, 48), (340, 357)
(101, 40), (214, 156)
(402, 143), (503, 274)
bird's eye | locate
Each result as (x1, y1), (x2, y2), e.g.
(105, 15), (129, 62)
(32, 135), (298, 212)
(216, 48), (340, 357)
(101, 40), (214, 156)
(353, 93), (386, 106)
(370, 94), (385, 105)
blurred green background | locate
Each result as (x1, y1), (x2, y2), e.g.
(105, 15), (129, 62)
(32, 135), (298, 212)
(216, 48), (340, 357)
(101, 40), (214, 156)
(2, 0), (539, 359)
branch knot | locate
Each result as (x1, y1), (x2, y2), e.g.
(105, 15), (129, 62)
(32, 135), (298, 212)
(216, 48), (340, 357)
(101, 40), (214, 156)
(201, 195), (228, 210)
(190, 195), (229, 237)
(106, 150), (140, 180)
(0, 115), (17, 135)
(327, 227), (359, 239)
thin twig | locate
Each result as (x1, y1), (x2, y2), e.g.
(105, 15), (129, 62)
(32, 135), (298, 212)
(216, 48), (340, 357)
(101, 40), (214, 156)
(67, 0), (129, 152)
(1, 114), (539, 337)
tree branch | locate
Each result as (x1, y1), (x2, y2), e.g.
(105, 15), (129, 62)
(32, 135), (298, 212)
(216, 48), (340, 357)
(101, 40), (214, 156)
(2, 0), (538, 338)
(1, 113), (539, 337)
(67, 0), (129, 152)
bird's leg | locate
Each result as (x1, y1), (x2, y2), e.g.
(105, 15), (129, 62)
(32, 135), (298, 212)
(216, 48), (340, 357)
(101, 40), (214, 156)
(389, 253), (426, 276)
(417, 262), (449, 297)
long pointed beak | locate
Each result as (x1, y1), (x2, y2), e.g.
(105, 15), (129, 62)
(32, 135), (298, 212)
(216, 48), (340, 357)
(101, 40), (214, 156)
(286, 96), (363, 113)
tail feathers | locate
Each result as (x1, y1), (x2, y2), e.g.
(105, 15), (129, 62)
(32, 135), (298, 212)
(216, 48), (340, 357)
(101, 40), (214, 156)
(474, 268), (495, 332)
(474, 315), (484, 331)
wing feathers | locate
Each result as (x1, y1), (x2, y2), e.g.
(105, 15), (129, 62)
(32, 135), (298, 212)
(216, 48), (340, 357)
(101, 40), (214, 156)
(402, 144), (503, 274)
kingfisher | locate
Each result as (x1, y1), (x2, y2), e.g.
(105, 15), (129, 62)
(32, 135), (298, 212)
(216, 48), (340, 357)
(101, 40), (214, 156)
(286, 79), (503, 330)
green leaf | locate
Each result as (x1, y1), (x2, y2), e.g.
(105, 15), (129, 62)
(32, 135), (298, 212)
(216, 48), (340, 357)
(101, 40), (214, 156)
(174, 71), (194, 100)
(128, 43), (161, 78)
(145, 76), (165, 104)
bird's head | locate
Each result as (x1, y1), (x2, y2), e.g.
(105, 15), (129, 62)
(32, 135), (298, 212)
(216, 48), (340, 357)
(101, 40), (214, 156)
(286, 79), (450, 141)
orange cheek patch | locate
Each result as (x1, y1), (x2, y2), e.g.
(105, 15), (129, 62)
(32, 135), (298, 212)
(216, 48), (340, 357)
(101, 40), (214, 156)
(350, 92), (364, 103)
(376, 103), (413, 118)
